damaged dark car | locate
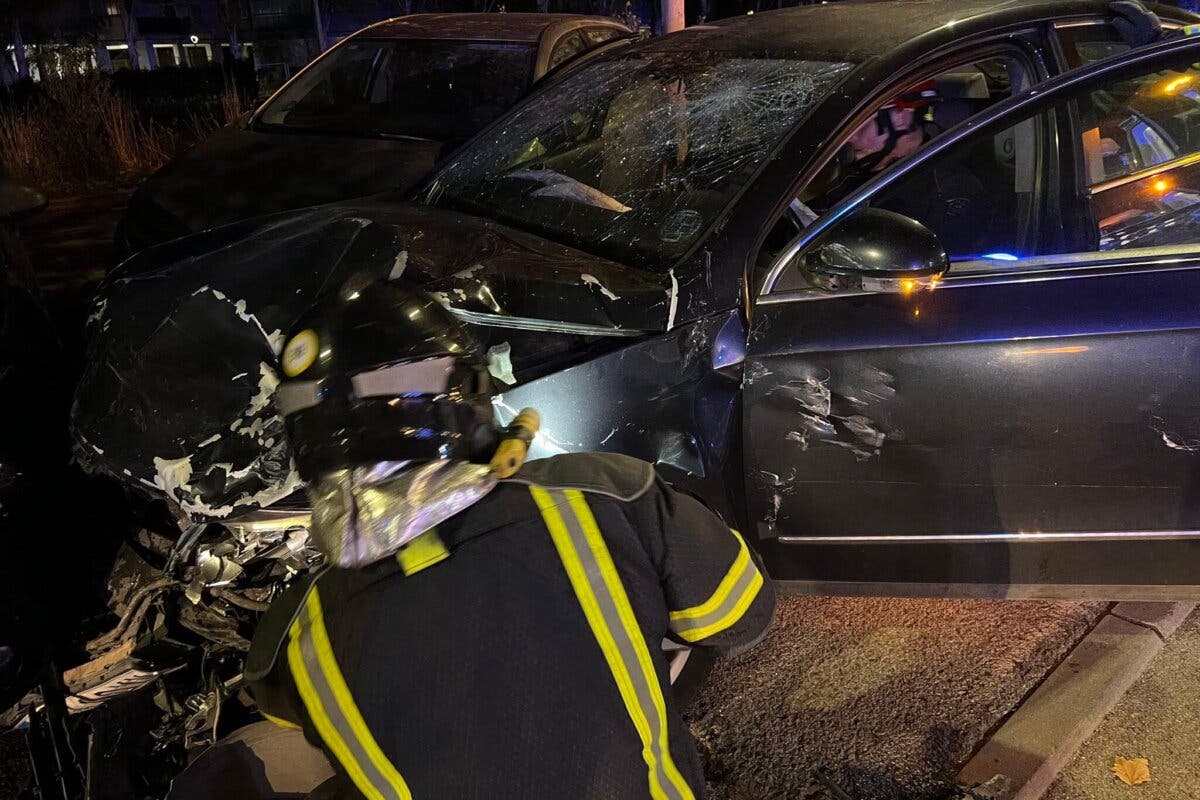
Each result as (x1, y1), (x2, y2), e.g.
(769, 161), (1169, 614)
(31, 2), (1200, 796)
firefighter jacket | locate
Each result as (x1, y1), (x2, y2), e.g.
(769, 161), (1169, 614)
(246, 452), (775, 799)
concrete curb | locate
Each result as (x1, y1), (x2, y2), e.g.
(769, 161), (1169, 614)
(955, 601), (1196, 800)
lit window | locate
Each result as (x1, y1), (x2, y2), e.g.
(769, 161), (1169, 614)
(105, 1), (120, 15)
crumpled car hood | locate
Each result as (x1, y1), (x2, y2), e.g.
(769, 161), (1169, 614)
(72, 199), (676, 520)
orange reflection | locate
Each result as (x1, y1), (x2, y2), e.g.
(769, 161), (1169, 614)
(1013, 345), (1090, 357)
(1161, 74), (1194, 94)
(1153, 177), (1171, 194)
(900, 279), (918, 295)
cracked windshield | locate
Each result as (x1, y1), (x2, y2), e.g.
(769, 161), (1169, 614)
(424, 55), (853, 267)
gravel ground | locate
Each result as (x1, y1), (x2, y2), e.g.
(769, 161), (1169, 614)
(686, 596), (1108, 800)
(1043, 609), (1200, 800)
(0, 732), (27, 800)
(0, 597), (1107, 800)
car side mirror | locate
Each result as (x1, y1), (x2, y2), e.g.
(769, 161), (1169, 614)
(800, 207), (948, 293)
(0, 181), (47, 223)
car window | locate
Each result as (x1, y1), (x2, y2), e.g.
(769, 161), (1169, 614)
(583, 27), (624, 46)
(424, 54), (854, 270)
(548, 32), (588, 71)
(846, 58), (1200, 270)
(1083, 61), (1200, 250)
(803, 58), (1023, 214)
(865, 110), (1050, 262)
(256, 39), (536, 140)
(758, 56), (1027, 267)
(1056, 23), (1130, 69)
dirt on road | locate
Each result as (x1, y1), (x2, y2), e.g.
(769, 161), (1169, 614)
(687, 595), (1108, 800)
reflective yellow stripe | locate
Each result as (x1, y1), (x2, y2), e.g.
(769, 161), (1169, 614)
(396, 528), (449, 576)
(674, 570), (763, 643)
(288, 615), (382, 800)
(287, 587), (412, 800)
(531, 486), (694, 800)
(668, 529), (764, 643)
(669, 530), (752, 623)
(565, 491), (695, 800)
(260, 711), (301, 731)
(306, 589), (412, 799)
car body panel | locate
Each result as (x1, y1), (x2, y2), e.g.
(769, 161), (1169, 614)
(744, 264), (1200, 542)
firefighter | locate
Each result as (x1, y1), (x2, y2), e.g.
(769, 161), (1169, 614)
(245, 276), (775, 799)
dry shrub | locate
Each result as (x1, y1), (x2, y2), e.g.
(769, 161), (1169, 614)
(0, 70), (178, 189)
(220, 81), (244, 126)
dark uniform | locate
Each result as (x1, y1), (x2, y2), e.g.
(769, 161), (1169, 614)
(247, 452), (774, 800)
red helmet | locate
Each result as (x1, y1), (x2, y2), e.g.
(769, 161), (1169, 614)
(888, 79), (939, 111)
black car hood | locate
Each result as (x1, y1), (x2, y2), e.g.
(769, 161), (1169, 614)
(126, 125), (444, 247)
(73, 200), (677, 519)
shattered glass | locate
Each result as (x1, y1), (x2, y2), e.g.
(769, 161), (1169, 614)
(425, 55), (852, 268)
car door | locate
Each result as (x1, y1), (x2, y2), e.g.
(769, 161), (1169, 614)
(744, 34), (1200, 597)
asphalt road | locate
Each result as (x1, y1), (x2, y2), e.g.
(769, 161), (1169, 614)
(686, 595), (1108, 800)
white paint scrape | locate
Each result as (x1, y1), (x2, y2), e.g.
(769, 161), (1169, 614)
(389, 250), (409, 281)
(581, 274), (620, 301)
(86, 298), (108, 326)
(487, 342), (516, 385)
(193, 286), (286, 354)
(153, 455), (194, 498)
(666, 269), (680, 330)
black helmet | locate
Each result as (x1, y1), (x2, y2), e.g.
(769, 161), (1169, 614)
(276, 276), (496, 481)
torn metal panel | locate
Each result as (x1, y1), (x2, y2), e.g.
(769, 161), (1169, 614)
(72, 200), (697, 520)
(493, 309), (745, 520)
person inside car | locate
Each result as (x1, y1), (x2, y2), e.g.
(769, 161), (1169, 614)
(805, 77), (995, 257)
(806, 80), (941, 209)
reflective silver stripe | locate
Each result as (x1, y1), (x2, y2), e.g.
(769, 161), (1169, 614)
(532, 487), (695, 800)
(275, 380), (322, 415)
(288, 588), (411, 800)
(350, 357), (456, 398)
(667, 542), (758, 642)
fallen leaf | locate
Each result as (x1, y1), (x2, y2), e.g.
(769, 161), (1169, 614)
(1112, 756), (1151, 786)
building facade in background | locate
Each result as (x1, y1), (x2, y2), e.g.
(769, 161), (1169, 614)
(26, 0), (1188, 91)
(95, 0), (253, 72)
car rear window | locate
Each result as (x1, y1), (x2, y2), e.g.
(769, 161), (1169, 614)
(257, 39), (537, 141)
(423, 53), (853, 269)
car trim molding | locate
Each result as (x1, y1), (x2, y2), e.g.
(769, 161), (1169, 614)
(756, 246), (1200, 304)
(445, 307), (648, 337)
(1089, 149), (1200, 194)
(778, 530), (1200, 544)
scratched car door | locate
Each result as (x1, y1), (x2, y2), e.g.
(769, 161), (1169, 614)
(743, 36), (1200, 592)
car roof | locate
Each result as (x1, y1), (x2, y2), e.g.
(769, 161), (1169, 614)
(637, 0), (1193, 62)
(363, 13), (631, 42)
